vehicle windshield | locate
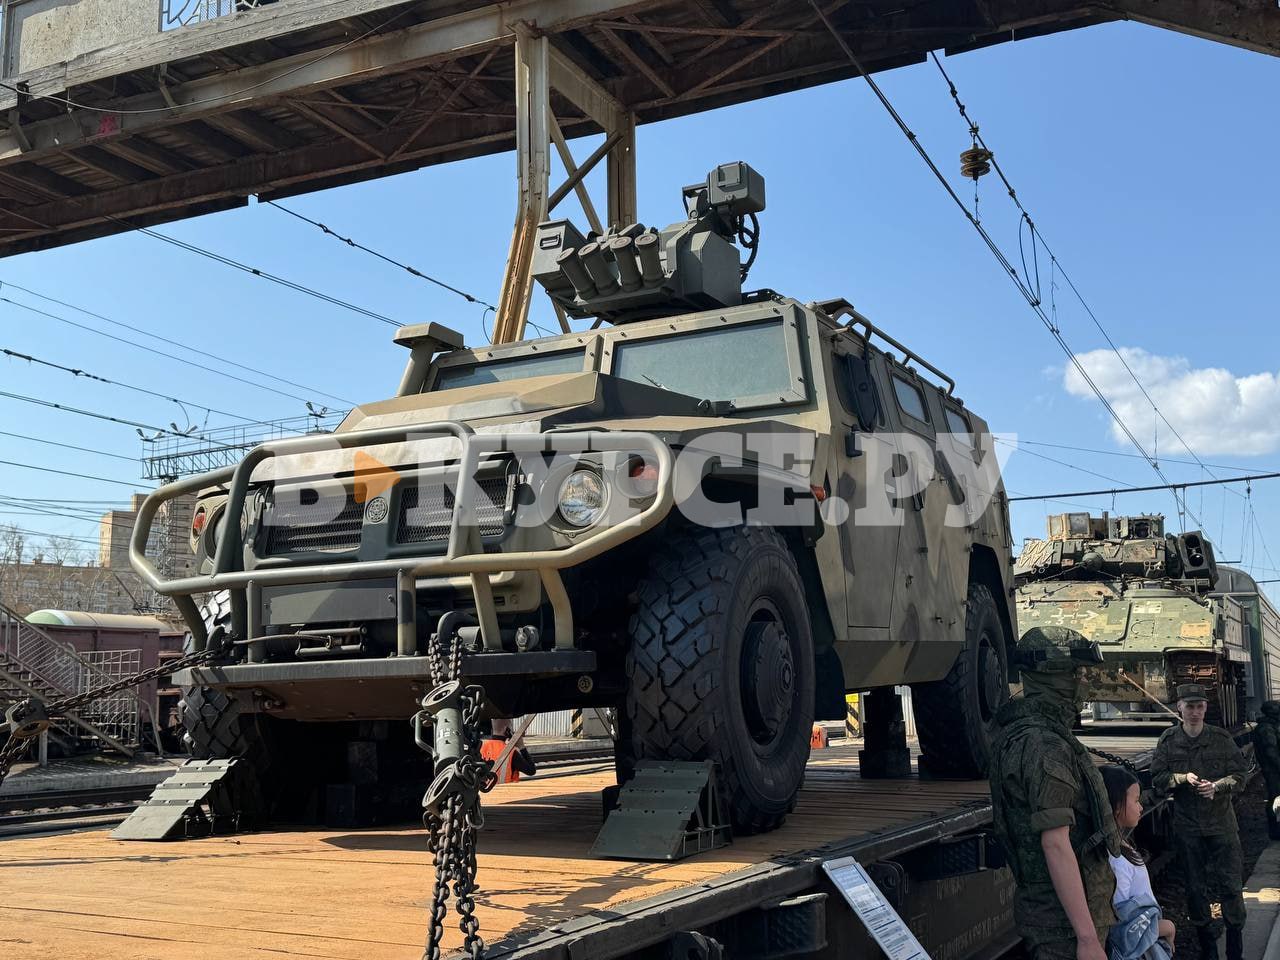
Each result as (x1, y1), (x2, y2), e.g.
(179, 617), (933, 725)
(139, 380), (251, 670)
(430, 348), (585, 391)
(612, 319), (795, 406)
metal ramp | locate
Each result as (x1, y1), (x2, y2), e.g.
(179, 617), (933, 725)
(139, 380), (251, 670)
(590, 760), (731, 861)
(113, 759), (248, 841)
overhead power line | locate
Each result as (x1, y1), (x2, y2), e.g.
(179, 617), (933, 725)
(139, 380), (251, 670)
(0, 457), (143, 489)
(2, 346), (259, 425)
(263, 200), (497, 310)
(1008, 472), (1280, 503)
(0, 429), (139, 463)
(113, 217), (400, 328)
(1014, 438), (1264, 475)
(262, 199), (558, 340)
(809, 4), (1205, 535)
(0, 293), (345, 408)
(928, 52), (1232, 521)
(0, 386), (243, 447)
(0, 280), (352, 404)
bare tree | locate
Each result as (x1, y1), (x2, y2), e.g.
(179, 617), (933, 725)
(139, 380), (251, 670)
(40, 534), (88, 567)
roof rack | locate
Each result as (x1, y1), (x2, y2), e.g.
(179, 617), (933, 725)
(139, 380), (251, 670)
(816, 298), (956, 396)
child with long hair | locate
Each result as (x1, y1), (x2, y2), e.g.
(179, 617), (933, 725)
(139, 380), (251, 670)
(1101, 765), (1176, 953)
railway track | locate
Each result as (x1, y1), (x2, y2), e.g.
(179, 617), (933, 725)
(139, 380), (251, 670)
(0, 746), (618, 838)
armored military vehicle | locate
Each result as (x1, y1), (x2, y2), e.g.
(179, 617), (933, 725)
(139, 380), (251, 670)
(1015, 513), (1249, 726)
(131, 162), (1016, 833)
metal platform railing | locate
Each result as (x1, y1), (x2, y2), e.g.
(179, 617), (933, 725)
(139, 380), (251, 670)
(0, 601), (140, 756)
(160, 0), (275, 32)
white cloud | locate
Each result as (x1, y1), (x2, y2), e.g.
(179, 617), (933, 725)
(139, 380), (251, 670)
(1063, 348), (1280, 456)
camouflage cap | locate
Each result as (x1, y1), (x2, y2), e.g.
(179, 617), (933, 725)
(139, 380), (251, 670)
(1015, 626), (1103, 671)
(1175, 683), (1209, 703)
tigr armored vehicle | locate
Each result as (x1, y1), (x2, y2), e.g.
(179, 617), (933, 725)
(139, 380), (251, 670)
(132, 163), (1016, 833)
(1015, 513), (1249, 726)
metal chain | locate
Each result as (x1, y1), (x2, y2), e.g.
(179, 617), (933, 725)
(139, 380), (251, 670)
(1086, 744), (1142, 774)
(419, 623), (493, 960)
(0, 642), (225, 791)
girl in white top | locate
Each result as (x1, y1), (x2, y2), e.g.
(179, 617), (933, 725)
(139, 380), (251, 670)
(1101, 765), (1176, 947)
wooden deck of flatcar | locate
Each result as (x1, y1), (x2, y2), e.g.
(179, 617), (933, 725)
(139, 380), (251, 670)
(0, 739), (1160, 960)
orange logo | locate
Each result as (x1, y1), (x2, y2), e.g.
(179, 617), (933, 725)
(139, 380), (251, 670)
(353, 450), (401, 504)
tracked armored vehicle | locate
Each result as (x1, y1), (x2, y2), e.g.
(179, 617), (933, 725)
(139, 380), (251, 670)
(1015, 513), (1249, 726)
(132, 163), (1016, 834)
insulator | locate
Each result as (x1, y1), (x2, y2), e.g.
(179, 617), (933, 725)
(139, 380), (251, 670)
(960, 146), (993, 181)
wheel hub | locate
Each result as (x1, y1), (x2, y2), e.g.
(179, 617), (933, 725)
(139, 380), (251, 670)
(978, 634), (1003, 717)
(742, 620), (794, 745)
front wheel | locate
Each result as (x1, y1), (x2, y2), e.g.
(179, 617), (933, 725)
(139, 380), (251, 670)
(913, 581), (1010, 778)
(626, 526), (816, 834)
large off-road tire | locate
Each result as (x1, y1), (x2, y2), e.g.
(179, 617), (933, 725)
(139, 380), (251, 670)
(626, 526), (815, 834)
(913, 581), (1010, 778)
(180, 592), (276, 826)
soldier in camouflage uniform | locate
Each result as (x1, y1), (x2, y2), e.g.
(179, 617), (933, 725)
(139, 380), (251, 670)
(1252, 700), (1280, 839)
(1152, 683), (1250, 960)
(990, 626), (1121, 960)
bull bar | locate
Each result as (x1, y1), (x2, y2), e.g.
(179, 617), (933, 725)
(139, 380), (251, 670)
(130, 421), (675, 655)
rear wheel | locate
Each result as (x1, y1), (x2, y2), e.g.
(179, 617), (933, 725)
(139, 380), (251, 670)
(913, 581), (1010, 778)
(626, 526), (815, 834)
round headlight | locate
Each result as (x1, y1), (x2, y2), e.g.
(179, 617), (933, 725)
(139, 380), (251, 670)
(557, 470), (607, 528)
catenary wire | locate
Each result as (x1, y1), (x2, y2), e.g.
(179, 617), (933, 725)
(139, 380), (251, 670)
(262, 200), (497, 309)
(808, 3), (1202, 532)
(261, 200), (558, 339)
(0, 293), (343, 407)
(0, 280), (352, 404)
(1, 346), (260, 424)
(928, 51), (1236, 529)
(113, 217), (400, 328)
(1009, 472), (1280, 503)
(0, 430), (139, 463)
(0, 387), (247, 448)
(0, 458), (143, 489)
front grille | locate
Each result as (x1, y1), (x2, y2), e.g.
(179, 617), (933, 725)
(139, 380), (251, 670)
(397, 476), (511, 544)
(263, 487), (363, 554)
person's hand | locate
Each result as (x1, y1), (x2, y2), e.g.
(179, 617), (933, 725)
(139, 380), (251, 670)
(1076, 933), (1108, 960)
(1196, 779), (1217, 799)
(1186, 772), (1203, 787)
(1272, 796), (1280, 818)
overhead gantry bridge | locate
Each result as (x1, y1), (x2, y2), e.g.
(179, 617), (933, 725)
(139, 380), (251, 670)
(0, 0), (1275, 339)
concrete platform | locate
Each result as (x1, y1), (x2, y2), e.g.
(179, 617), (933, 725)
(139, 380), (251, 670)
(0, 755), (181, 797)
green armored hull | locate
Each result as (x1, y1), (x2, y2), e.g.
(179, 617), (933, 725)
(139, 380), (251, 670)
(1014, 513), (1248, 726)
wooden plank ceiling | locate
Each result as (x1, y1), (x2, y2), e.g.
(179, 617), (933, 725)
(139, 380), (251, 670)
(0, 0), (1273, 257)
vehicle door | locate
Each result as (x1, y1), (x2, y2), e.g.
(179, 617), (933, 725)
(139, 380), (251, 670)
(880, 364), (965, 655)
(830, 339), (900, 632)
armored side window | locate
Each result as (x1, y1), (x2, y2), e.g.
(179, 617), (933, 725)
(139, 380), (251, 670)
(944, 407), (973, 447)
(430, 348), (587, 391)
(891, 375), (929, 424)
(835, 352), (881, 431)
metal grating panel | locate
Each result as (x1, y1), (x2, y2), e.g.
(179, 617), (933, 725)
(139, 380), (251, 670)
(264, 488), (364, 555)
(397, 477), (510, 544)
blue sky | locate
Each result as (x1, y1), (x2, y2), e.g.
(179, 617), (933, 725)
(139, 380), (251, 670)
(0, 20), (1276, 589)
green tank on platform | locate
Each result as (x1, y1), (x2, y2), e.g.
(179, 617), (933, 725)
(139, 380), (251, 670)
(1014, 513), (1249, 727)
